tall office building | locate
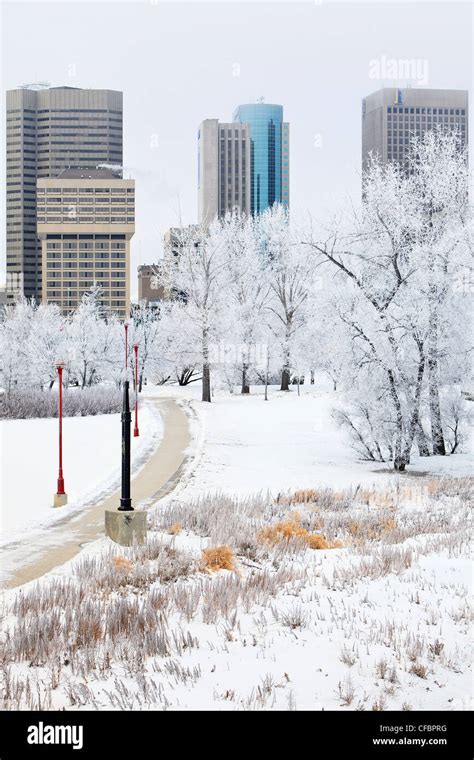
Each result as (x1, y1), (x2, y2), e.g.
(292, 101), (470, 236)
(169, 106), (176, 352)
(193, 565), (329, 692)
(362, 88), (468, 171)
(37, 168), (134, 320)
(198, 119), (250, 225)
(6, 85), (123, 301)
(233, 102), (290, 215)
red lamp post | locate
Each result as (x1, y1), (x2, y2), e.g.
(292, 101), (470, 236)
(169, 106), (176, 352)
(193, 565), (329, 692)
(54, 362), (68, 507)
(124, 322), (129, 371)
(133, 343), (139, 437)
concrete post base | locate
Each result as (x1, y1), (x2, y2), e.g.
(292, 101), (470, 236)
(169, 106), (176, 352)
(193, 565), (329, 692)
(105, 509), (147, 546)
(53, 493), (68, 508)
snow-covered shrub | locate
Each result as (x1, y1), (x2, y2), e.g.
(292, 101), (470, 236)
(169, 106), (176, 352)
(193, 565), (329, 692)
(0, 385), (122, 419)
(199, 545), (236, 573)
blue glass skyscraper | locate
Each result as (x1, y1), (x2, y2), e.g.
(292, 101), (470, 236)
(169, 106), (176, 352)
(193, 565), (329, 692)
(233, 102), (289, 215)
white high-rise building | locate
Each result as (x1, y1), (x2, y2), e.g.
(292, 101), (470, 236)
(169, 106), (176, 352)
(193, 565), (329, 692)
(198, 119), (251, 225)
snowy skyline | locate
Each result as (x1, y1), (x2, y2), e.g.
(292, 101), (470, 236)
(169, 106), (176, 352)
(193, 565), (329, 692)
(0, 0), (472, 295)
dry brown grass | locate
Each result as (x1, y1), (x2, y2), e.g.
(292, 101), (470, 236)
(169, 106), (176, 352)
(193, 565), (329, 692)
(409, 662), (428, 679)
(257, 512), (337, 551)
(112, 556), (133, 573)
(169, 522), (182, 535)
(200, 545), (236, 573)
(306, 533), (331, 550)
(347, 516), (398, 542)
(357, 488), (397, 509)
(291, 488), (320, 504)
(280, 487), (348, 507)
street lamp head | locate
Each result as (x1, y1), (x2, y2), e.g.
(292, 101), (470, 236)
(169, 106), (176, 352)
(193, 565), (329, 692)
(56, 361), (66, 370)
(133, 343), (139, 351)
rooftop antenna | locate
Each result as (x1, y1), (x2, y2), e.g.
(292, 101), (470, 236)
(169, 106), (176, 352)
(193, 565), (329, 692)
(257, 95), (265, 103)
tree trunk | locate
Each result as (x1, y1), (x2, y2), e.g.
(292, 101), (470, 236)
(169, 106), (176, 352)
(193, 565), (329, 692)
(401, 352), (426, 465)
(264, 350), (269, 401)
(428, 355), (446, 455)
(202, 324), (211, 402)
(280, 368), (290, 391)
(241, 364), (250, 394)
(416, 421), (430, 457)
(202, 363), (211, 402)
(393, 456), (407, 472)
(139, 372), (143, 393)
(310, 370), (315, 385)
(427, 236), (446, 456)
(387, 368), (405, 471)
(281, 324), (291, 391)
(333, 379), (337, 391)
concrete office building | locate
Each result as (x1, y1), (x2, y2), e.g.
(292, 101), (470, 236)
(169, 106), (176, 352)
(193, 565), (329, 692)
(234, 102), (290, 215)
(198, 119), (251, 225)
(163, 225), (199, 258)
(362, 88), (468, 171)
(6, 85), (123, 302)
(37, 168), (134, 319)
(137, 264), (165, 304)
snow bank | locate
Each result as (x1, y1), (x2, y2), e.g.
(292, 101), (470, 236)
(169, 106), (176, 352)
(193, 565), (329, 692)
(0, 400), (162, 546)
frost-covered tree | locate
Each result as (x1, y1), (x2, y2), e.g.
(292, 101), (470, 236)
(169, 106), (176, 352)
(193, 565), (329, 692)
(304, 130), (471, 470)
(158, 301), (201, 385)
(258, 205), (314, 391)
(164, 222), (229, 402)
(408, 129), (469, 454)
(129, 301), (162, 391)
(0, 298), (35, 393)
(27, 303), (66, 389)
(220, 213), (270, 393)
(68, 287), (110, 388)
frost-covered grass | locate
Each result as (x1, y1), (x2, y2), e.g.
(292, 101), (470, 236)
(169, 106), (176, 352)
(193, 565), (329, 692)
(1, 477), (471, 711)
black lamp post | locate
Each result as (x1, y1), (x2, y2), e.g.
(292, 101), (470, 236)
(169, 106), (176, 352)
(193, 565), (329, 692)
(118, 379), (133, 511)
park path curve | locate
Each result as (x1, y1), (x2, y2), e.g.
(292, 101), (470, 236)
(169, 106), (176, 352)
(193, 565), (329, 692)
(1, 397), (191, 590)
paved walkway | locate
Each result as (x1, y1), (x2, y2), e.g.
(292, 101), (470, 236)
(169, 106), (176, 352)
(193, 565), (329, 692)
(1, 397), (191, 589)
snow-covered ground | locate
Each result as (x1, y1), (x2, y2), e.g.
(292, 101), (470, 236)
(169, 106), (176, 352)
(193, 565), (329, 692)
(0, 400), (162, 546)
(145, 376), (473, 497)
(0, 377), (472, 712)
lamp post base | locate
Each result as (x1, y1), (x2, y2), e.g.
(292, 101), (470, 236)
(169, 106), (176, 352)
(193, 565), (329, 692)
(105, 509), (147, 546)
(53, 492), (68, 508)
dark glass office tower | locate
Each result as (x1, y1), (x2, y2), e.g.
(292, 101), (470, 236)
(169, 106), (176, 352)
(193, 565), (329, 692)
(233, 102), (289, 215)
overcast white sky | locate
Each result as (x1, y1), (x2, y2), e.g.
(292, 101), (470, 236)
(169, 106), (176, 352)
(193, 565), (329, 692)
(0, 0), (472, 296)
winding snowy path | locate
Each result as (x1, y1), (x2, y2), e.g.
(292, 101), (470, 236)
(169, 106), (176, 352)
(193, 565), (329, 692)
(0, 398), (191, 588)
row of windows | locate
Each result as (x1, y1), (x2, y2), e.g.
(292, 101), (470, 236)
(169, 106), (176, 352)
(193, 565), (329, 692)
(39, 203), (131, 210)
(37, 109), (122, 114)
(38, 199), (133, 206)
(46, 234), (125, 240)
(38, 188), (132, 194)
(47, 254), (126, 262)
(388, 116), (466, 124)
(387, 106), (466, 115)
(47, 240), (126, 248)
(38, 216), (131, 224)
(47, 261), (125, 269)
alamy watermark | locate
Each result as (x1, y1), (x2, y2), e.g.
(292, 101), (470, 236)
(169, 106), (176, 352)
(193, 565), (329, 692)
(208, 341), (269, 369)
(27, 722), (83, 750)
(368, 56), (429, 86)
